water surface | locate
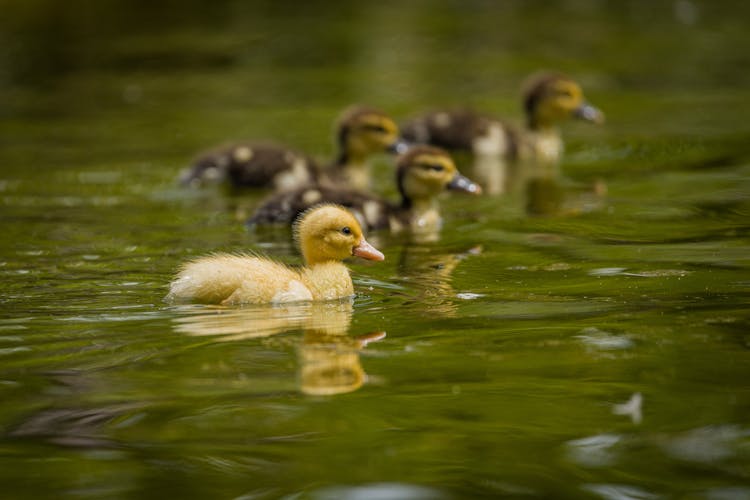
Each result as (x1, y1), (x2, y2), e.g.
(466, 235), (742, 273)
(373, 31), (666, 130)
(1, 1), (749, 498)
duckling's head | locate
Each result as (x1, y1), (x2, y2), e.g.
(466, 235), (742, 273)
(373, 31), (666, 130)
(336, 106), (407, 162)
(294, 204), (385, 265)
(523, 72), (605, 130)
(397, 146), (482, 205)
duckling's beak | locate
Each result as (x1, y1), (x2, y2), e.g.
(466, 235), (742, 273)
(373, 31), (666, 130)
(386, 139), (411, 155)
(574, 103), (605, 124)
(352, 238), (385, 261)
(448, 173), (483, 195)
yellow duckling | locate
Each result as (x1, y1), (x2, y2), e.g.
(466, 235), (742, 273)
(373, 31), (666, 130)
(247, 145), (481, 234)
(180, 105), (407, 191)
(401, 72), (605, 165)
(167, 205), (384, 305)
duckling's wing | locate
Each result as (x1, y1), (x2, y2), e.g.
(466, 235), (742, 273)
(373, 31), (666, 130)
(167, 253), (257, 304)
(182, 142), (318, 189)
(247, 185), (390, 231)
(401, 109), (492, 151)
(225, 144), (319, 190)
(168, 253), (303, 305)
(246, 186), (314, 226)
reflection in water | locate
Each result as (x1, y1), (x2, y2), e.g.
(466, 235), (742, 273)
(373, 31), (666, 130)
(661, 424), (750, 465)
(472, 154), (607, 217)
(612, 393), (643, 425)
(311, 482), (447, 500)
(397, 242), (482, 317)
(171, 302), (326, 340)
(566, 433), (623, 468)
(582, 483), (660, 500)
(466, 135), (607, 216)
(469, 153), (513, 196)
(524, 165), (565, 216)
(524, 161), (608, 217)
(172, 301), (383, 396)
(9, 401), (141, 449)
(7, 368), (147, 448)
(300, 329), (385, 397)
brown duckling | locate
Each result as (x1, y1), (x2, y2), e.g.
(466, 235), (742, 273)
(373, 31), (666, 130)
(401, 72), (605, 165)
(247, 145), (481, 234)
(179, 105), (408, 191)
(167, 204), (384, 305)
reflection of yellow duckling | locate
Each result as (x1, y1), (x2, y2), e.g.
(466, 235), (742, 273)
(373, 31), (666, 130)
(180, 105), (407, 191)
(248, 146), (481, 239)
(172, 301), (352, 340)
(299, 329), (385, 396)
(171, 301), (384, 396)
(167, 205), (384, 305)
(171, 302), (318, 339)
(401, 72), (604, 194)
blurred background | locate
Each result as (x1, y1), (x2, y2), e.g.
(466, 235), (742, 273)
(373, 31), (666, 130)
(2, 0), (749, 171)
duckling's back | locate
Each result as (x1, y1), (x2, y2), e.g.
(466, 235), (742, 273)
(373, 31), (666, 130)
(247, 184), (393, 231)
(401, 109), (518, 158)
(180, 143), (319, 190)
(167, 253), (308, 305)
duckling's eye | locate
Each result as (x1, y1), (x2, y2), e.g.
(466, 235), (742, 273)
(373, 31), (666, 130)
(557, 89), (574, 98)
(341, 226), (352, 235)
(421, 163), (445, 172)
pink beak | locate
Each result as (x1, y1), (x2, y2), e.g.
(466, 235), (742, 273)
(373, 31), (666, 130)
(352, 237), (385, 261)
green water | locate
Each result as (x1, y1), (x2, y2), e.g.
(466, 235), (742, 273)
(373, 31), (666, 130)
(2, 1), (750, 498)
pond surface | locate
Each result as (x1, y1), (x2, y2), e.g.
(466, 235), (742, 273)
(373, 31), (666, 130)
(1, 1), (749, 498)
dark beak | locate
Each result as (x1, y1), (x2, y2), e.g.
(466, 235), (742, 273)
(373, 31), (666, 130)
(574, 102), (605, 124)
(448, 173), (482, 195)
(386, 139), (411, 155)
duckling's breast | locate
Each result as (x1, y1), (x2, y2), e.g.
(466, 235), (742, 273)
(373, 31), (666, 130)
(301, 262), (354, 301)
(471, 121), (508, 156)
(521, 131), (563, 165)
